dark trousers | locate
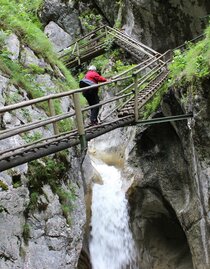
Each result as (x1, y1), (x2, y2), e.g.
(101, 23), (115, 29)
(83, 90), (100, 123)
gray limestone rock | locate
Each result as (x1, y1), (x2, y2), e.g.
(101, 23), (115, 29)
(0, 187), (29, 263)
(0, 17), (85, 269)
(127, 79), (210, 269)
(40, 0), (81, 37)
(35, 74), (56, 93)
(20, 46), (41, 67)
(0, 75), (9, 107)
(94, 0), (210, 51)
(44, 21), (73, 52)
(3, 111), (21, 127)
(5, 34), (20, 60)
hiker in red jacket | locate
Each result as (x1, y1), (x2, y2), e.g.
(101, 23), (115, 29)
(79, 65), (109, 125)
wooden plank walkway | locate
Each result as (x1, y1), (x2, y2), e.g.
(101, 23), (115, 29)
(0, 26), (170, 171)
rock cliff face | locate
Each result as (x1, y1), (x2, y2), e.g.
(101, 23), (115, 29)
(1, 1), (210, 269)
(126, 78), (210, 269)
(40, 0), (210, 51)
(93, 0), (210, 51)
(0, 30), (86, 268)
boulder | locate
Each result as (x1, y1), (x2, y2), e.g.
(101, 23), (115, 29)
(44, 21), (73, 52)
(5, 34), (20, 60)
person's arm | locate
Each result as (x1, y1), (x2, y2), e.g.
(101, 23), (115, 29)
(94, 72), (107, 83)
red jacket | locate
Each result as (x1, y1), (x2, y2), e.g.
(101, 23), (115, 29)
(85, 70), (107, 84)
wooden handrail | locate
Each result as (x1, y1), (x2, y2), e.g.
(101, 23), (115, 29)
(58, 25), (106, 54)
(106, 26), (159, 55)
(0, 50), (166, 116)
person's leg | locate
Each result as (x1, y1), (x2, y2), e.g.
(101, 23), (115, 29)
(90, 92), (100, 123)
(83, 91), (99, 124)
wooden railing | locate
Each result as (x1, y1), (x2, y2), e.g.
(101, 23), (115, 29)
(0, 26), (174, 171)
(0, 51), (169, 155)
(59, 25), (160, 67)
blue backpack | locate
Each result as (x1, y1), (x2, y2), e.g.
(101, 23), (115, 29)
(79, 78), (97, 94)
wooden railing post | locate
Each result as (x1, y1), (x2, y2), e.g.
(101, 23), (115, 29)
(72, 93), (87, 151)
(133, 73), (139, 122)
(48, 98), (59, 135)
(105, 26), (108, 39)
(76, 41), (81, 65)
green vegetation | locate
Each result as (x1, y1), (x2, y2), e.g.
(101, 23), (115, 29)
(21, 108), (32, 122)
(114, 0), (124, 29)
(143, 83), (168, 118)
(169, 25), (210, 84)
(25, 153), (76, 223)
(0, 0), (78, 96)
(79, 12), (102, 32)
(22, 223), (31, 245)
(88, 51), (136, 78)
(58, 118), (74, 133)
(142, 25), (210, 117)
(0, 180), (8, 191)
(28, 191), (39, 211)
(13, 181), (22, 188)
(57, 185), (76, 225)
(5, 90), (22, 104)
(28, 156), (67, 193)
(22, 131), (43, 143)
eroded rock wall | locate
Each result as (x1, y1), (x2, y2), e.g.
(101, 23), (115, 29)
(0, 31), (86, 269)
(93, 0), (210, 51)
(126, 79), (210, 269)
(40, 0), (210, 52)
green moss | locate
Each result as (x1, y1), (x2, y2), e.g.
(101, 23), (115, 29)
(57, 185), (76, 225)
(13, 181), (22, 188)
(0, 0), (78, 93)
(0, 180), (8, 191)
(169, 24), (210, 84)
(26, 153), (76, 224)
(0, 205), (4, 213)
(79, 12), (102, 32)
(58, 118), (74, 133)
(5, 91), (22, 104)
(28, 157), (66, 193)
(22, 223), (31, 245)
(28, 192), (39, 211)
(22, 132), (43, 143)
(0, 29), (8, 49)
(27, 63), (45, 74)
(114, 0), (124, 29)
(143, 83), (168, 118)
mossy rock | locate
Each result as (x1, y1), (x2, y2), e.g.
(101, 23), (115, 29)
(0, 180), (9, 191)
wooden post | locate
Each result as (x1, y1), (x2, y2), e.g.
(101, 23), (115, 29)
(105, 26), (108, 39)
(76, 42), (81, 65)
(48, 98), (59, 135)
(133, 74), (139, 122)
(72, 93), (87, 151)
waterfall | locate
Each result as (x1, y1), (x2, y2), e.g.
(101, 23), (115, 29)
(89, 157), (137, 269)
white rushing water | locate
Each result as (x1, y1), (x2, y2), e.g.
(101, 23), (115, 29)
(89, 158), (137, 269)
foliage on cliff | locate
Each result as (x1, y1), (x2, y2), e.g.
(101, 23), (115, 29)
(169, 24), (210, 83)
(0, 0), (77, 89)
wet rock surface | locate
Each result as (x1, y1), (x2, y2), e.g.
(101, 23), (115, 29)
(127, 79), (210, 269)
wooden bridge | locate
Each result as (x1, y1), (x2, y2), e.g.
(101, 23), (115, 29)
(0, 26), (187, 172)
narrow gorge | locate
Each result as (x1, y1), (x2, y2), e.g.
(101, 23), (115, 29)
(0, 1), (210, 269)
